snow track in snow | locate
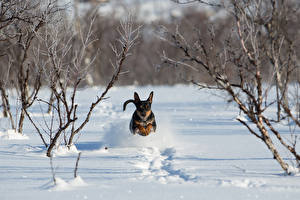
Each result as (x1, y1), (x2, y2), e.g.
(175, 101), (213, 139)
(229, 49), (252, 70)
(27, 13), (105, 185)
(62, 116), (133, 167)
(101, 111), (197, 184)
(134, 147), (199, 184)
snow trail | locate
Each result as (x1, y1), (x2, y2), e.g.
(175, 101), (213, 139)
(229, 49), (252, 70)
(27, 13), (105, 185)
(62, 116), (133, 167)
(0, 129), (29, 140)
(134, 147), (199, 184)
(101, 113), (197, 184)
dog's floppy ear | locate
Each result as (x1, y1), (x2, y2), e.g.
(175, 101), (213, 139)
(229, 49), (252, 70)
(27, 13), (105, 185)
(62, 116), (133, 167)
(123, 99), (135, 111)
(147, 91), (153, 104)
(134, 92), (140, 102)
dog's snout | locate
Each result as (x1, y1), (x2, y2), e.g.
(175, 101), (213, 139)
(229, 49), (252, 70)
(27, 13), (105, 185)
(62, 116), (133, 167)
(141, 111), (147, 116)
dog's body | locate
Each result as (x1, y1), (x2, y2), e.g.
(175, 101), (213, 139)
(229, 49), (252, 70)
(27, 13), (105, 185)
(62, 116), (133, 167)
(123, 92), (156, 136)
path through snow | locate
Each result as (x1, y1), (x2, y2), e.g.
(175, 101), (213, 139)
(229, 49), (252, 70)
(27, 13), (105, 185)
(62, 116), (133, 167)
(134, 147), (199, 184)
(99, 104), (199, 184)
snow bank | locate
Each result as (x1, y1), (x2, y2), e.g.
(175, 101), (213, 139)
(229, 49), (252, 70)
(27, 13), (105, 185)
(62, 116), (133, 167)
(0, 129), (29, 140)
(221, 179), (266, 188)
(53, 144), (80, 156)
(52, 176), (88, 191)
(287, 166), (300, 176)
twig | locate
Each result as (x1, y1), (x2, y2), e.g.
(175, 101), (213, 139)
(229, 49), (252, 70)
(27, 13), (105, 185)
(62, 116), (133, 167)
(74, 152), (82, 178)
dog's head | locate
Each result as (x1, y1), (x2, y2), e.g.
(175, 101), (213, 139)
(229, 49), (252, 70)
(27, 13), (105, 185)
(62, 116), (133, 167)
(123, 91), (153, 118)
(133, 92), (153, 118)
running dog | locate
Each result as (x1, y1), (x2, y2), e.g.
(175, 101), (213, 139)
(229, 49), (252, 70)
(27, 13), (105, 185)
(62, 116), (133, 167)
(123, 91), (156, 136)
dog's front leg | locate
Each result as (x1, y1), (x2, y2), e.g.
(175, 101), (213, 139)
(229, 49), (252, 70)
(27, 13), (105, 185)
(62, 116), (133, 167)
(145, 124), (153, 135)
(137, 125), (146, 135)
(138, 124), (152, 136)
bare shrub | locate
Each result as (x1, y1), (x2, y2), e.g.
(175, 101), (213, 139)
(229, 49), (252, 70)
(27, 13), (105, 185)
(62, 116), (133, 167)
(161, 0), (300, 174)
(26, 14), (140, 157)
(0, 0), (64, 134)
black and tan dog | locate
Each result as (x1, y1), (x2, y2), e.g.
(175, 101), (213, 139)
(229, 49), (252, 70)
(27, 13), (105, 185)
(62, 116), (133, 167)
(123, 91), (156, 136)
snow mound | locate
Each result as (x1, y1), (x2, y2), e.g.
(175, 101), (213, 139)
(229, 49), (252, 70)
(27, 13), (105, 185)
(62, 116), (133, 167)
(287, 166), (300, 176)
(52, 176), (88, 191)
(53, 145), (80, 156)
(0, 129), (29, 140)
(221, 179), (266, 188)
(102, 118), (176, 149)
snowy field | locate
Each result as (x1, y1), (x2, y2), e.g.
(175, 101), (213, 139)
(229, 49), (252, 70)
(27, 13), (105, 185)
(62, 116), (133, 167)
(0, 85), (300, 200)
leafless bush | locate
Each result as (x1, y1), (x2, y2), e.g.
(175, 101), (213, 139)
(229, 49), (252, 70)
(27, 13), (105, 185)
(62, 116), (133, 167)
(26, 14), (140, 157)
(4, 1), (294, 90)
(161, 0), (300, 174)
(0, 0), (65, 134)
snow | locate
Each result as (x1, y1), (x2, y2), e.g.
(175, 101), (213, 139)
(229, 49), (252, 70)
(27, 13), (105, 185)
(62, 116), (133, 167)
(53, 145), (79, 156)
(102, 117), (175, 149)
(221, 179), (266, 188)
(0, 85), (300, 200)
(0, 129), (29, 140)
(51, 176), (88, 191)
(287, 166), (300, 176)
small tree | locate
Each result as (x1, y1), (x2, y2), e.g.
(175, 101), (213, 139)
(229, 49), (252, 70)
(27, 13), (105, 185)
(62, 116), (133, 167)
(161, 0), (300, 173)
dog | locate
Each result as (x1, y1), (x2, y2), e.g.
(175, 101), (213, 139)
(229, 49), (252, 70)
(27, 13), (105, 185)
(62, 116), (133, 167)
(123, 91), (156, 136)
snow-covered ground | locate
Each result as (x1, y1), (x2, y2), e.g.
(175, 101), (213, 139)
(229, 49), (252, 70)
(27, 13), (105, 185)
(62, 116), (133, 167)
(0, 85), (300, 200)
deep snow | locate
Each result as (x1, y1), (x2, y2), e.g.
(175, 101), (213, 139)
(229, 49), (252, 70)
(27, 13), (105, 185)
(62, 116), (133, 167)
(0, 85), (300, 200)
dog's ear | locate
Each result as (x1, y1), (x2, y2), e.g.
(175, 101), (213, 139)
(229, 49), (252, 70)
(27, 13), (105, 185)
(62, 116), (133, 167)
(147, 91), (153, 104)
(134, 92), (140, 102)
